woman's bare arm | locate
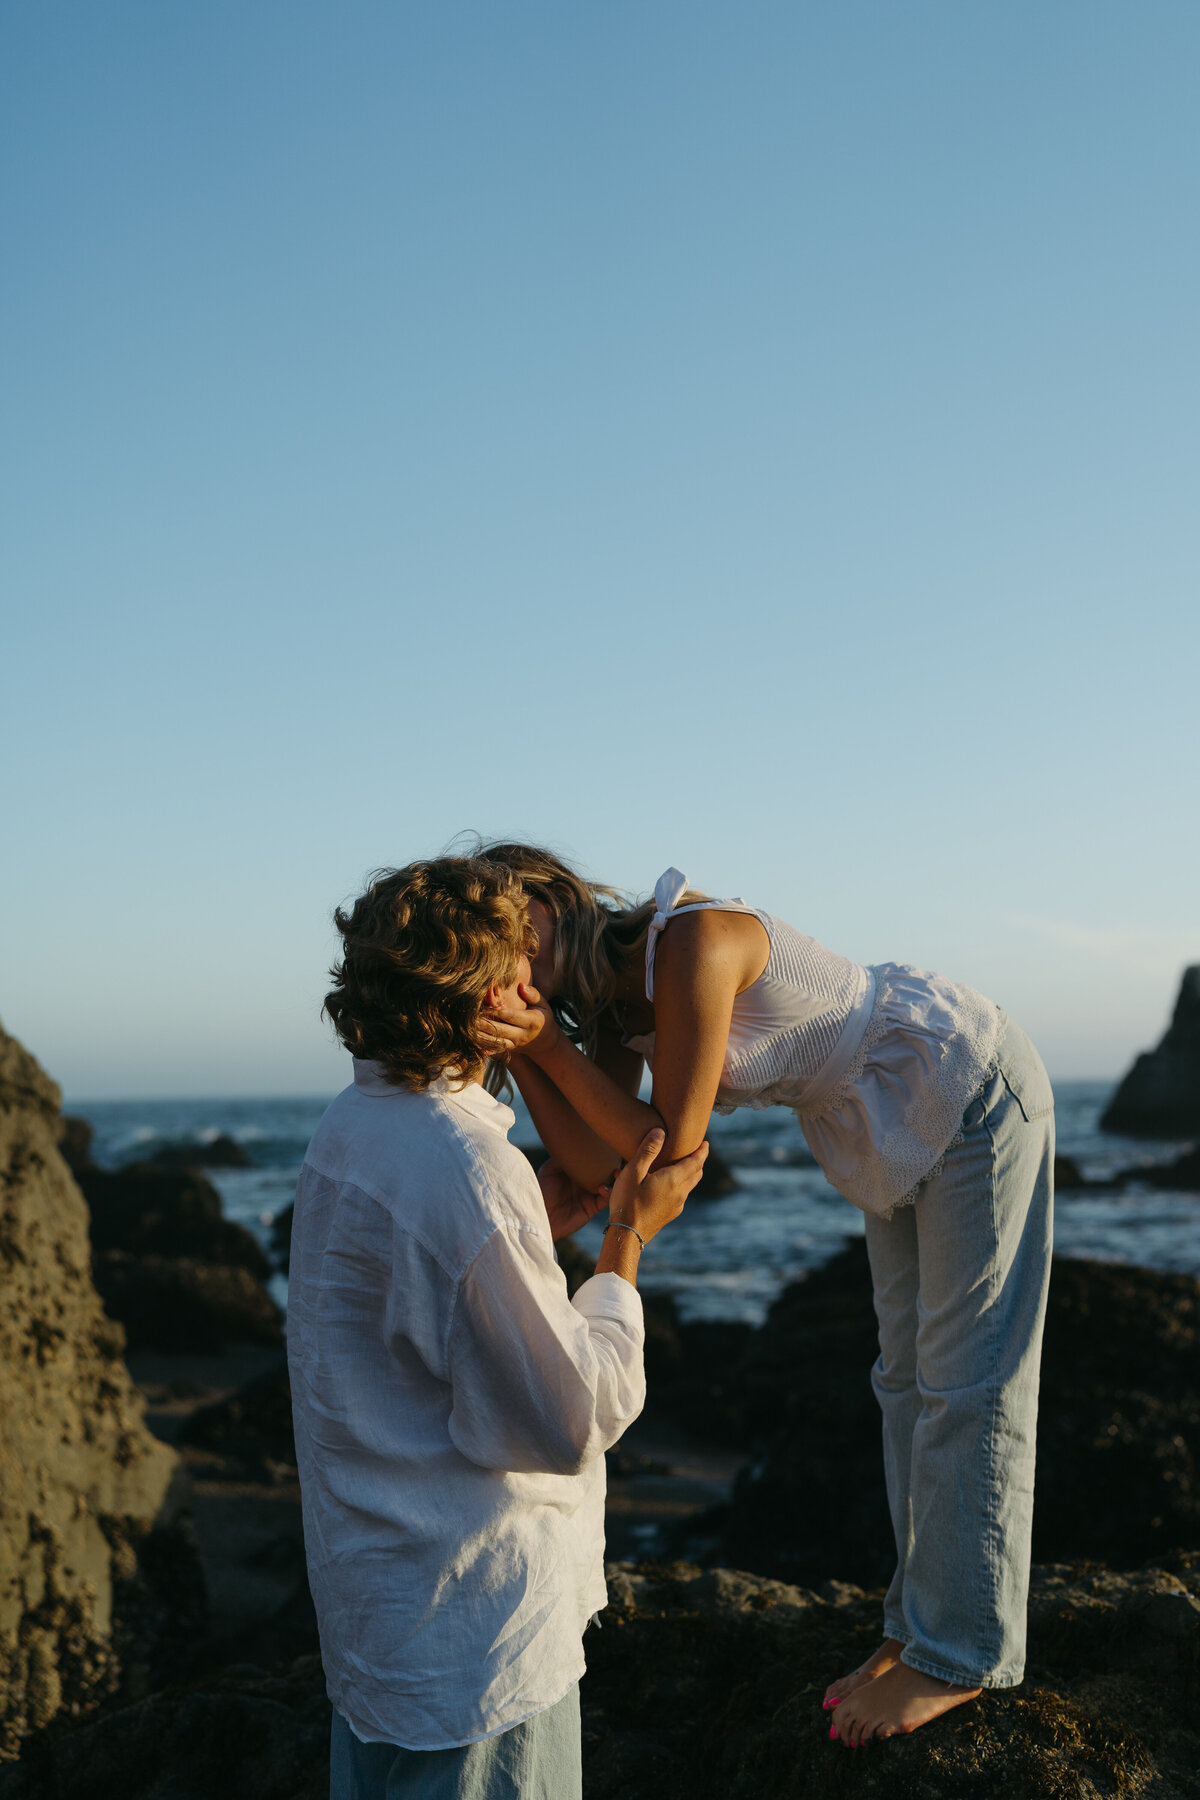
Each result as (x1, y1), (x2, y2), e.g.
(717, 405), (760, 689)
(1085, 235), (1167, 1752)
(508, 1054), (624, 1191)
(642, 909), (755, 1161)
(518, 1030), (663, 1162)
(501, 910), (767, 1167)
(507, 1024), (648, 1191)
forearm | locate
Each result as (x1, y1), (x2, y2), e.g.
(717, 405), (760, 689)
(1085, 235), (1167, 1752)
(509, 1055), (628, 1190)
(530, 1033), (664, 1164)
(448, 1230), (645, 1473)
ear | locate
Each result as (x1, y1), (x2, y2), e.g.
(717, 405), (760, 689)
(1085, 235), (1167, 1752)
(483, 979), (504, 1010)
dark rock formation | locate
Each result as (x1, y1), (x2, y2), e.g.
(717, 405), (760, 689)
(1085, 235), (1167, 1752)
(0, 1653), (330, 1800)
(0, 1025), (188, 1761)
(1144, 1145), (1200, 1191)
(1034, 1257), (1200, 1566)
(269, 1199), (294, 1272)
(1102, 964), (1200, 1137)
(10, 1559), (1195, 1799)
(1057, 1146), (1200, 1194)
(580, 1559), (1200, 1799)
(143, 1135), (253, 1170)
(692, 1144), (738, 1199)
(1052, 1153), (1123, 1191)
(701, 1241), (1200, 1587)
(55, 1117), (96, 1175)
(93, 1253), (283, 1354)
(177, 1363), (295, 1475)
(80, 1163), (270, 1277)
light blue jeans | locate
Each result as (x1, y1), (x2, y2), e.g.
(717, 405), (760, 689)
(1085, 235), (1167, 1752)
(862, 1015), (1054, 1688)
(329, 1686), (581, 1800)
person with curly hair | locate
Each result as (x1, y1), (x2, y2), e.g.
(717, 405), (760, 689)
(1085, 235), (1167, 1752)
(290, 856), (708, 1800)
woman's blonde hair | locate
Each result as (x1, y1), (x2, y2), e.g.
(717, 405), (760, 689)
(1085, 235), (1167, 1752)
(481, 842), (708, 1057)
(324, 857), (534, 1091)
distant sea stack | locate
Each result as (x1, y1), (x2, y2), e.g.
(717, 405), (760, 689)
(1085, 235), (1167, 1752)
(1101, 964), (1200, 1137)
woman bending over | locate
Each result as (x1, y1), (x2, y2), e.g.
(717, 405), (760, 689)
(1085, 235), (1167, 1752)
(479, 845), (1055, 1750)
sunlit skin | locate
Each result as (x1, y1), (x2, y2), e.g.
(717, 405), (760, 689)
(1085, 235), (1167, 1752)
(478, 936), (708, 1285)
(482, 902), (984, 1745)
(825, 1661), (983, 1747)
(485, 898), (771, 1179)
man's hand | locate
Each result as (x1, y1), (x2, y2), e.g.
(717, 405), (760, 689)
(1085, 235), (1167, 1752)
(608, 1129), (709, 1246)
(593, 1128), (709, 1287)
(477, 983), (562, 1062)
(537, 1157), (612, 1241)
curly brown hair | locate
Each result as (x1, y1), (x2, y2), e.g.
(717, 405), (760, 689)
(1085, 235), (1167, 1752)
(324, 858), (535, 1090)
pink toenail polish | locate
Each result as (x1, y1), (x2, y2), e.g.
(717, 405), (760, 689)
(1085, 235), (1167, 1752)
(828, 1725), (836, 1740)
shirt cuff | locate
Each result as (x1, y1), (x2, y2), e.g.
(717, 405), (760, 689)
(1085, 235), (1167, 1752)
(571, 1271), (645, 1337)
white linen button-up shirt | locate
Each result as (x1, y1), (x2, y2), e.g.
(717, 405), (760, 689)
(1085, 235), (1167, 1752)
(286, 1060), (645, 1750)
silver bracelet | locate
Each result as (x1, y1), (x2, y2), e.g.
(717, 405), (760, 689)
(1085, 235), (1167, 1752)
(605, 1219), (645, 1250)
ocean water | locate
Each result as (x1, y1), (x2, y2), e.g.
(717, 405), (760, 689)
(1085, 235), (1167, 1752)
(72, 1080), (1199, 1325)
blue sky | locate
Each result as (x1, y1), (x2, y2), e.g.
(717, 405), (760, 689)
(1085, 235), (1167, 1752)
(2, 2), (1197, 1097)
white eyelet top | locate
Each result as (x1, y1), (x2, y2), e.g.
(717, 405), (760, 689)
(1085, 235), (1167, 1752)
(623, 868), (1003, 1217)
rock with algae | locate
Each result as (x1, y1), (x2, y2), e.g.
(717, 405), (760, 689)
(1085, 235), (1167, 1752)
(4, 1561), (1194, 1800)
(0, 1024), (183, 1760)
(579, 1560), (1198, 1799)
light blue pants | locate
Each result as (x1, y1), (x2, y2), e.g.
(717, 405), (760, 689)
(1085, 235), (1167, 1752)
(329, 1686), (581, 1800)
(862, 1016), (1054, 1688)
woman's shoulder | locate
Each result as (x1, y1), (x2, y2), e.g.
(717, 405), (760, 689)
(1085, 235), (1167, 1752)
(655, 902), (772, 988)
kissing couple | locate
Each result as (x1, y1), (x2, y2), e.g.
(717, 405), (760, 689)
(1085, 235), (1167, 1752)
(289, 841), (1054, 1797)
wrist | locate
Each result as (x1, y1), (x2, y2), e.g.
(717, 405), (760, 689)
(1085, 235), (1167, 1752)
(594, 1221), (642, 1285)
(526, 1018), (565, 1064)
(605, 1218), (646, 1250)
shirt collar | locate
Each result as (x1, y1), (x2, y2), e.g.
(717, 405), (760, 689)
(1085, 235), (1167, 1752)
(352, 1059), (516, 1133)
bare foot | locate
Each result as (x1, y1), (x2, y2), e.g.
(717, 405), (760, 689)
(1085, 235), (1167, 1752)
(822, 1637), (905, 1708)
(829, 1662), (982, 1746)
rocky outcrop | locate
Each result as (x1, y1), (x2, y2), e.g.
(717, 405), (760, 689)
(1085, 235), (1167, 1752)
(143, 1136), (253, 1170)
(692, 1241), (1200, 1586)
(92, 1253), (283, 1354)
(267, 1200), (295, 1274)
(79, 1164), (270, 1277)
(1146, 1145), (1200, 1191)
(692, 1144), (738, 1199)
(581, 1559), (1200, 1798)
(55, 1118), (96, 1176)
(0, 1025), (184, 1760)
(0, 1653), (330, 1800)
(176, 1363), (295, 1476)
(1102, 964), (1200, 1137)
(6, 1558), (1196, 1799)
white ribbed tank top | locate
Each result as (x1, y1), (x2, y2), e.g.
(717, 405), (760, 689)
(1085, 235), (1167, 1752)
(623, 868), (1003, 1217)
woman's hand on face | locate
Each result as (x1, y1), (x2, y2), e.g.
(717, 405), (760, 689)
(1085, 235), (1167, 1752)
(478, 983), (562, 1062)
(608, 1128), (709, 1247)
(536, 1157), (613, 1241)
